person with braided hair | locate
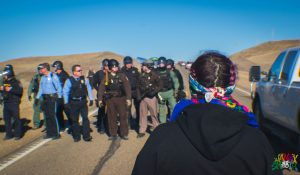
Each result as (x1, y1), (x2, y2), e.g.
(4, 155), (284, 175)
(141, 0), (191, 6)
(132, 51), (274, 175)
(170, 52), (258, 127)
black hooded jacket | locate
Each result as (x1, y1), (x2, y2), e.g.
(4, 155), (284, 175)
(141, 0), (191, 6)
(132, 104), (274, 175)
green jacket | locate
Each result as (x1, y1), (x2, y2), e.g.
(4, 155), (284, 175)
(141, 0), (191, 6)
(170, 70), (179, 91)
(157, 68), (179, 92)
(28, 73), (42, 98)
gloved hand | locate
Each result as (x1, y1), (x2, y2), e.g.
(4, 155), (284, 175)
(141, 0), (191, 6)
(28, 96), (32, 101)
(57, 98), (64, 105)
(126, 99), (131, 107)
(174, 90), (178, 98)
(176, 90), (186, 101)
(98, 100), (103, 107)
(89, 100), (93, 106)
(64, 103), (71, 110)
(147, 91), (157, 98)
(34, 99), (39, 106)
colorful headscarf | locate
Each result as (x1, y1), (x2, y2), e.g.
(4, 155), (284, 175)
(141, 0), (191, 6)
(189, 74), (235, 102)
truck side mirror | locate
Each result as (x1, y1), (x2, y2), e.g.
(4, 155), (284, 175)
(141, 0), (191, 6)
(249, 66), (261, 82)
(261, 71), (268, 76)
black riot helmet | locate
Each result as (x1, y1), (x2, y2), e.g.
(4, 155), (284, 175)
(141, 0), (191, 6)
(158, 56), (167, 65)
(102, 59), (109, 67)
(52, 61), (63, 70)
(123, 56), (133, 64)
(4, 64), (14, 72)
(108, 59), (119, 69)
(166, 59), (175, 67)
(3, 64), (15, 77)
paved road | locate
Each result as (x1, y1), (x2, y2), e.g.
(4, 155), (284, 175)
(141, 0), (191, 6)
(0, 66), (298, 175)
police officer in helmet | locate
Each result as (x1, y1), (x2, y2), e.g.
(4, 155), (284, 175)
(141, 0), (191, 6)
(1, 64), (23, 140)
(156, 57), (179, 123)
(98, 59), (131, 140)
(136, 59), (162, 138)
(121, 56), (140, 131)
(166, 59), (186, 101)
(93, 58), (110, 134)
(52, 60), (70, 131)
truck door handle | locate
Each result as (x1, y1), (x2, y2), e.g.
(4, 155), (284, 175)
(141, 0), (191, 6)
(271, 85), (276, 94)
(283, 88), (288, 97)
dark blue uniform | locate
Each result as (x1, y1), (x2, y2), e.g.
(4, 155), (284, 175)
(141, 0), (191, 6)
(63, 76), (94, 141)
(2, 77), (23, 139)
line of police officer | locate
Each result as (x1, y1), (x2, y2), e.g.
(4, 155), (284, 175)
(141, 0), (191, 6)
(2, 56), (184, 141)
(94, 56), (184, 139)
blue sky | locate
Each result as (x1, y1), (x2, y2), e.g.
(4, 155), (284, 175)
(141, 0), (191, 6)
(0, 0), (299, 61)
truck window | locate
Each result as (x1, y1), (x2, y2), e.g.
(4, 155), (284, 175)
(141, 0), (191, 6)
(268, 51), (286, 81)
(281, 50), (298, 81)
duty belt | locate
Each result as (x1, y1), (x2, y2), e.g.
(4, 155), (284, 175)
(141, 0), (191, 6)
(70, 97), (86, 101)
(42, 94), (57, 100)
(161, 88), (172, 92)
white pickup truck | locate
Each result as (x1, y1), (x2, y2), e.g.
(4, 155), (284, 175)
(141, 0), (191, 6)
(249, 46), (300, 150)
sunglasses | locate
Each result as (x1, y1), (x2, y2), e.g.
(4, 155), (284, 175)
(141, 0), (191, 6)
(37, 67), (45, 70)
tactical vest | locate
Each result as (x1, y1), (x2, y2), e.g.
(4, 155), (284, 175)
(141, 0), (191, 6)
(158, 69), (173, 91)
(3, 78), (22, 103)
(105, 73), (125, 97)
(69, 76), (87, 100)
(122, 67), (138, 90)
(173, 68), (184, 90)
(140, 72), (153, 93)
(32, 74), (40, 93)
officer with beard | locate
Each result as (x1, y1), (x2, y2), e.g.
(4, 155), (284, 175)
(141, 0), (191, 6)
(1, 64), (23, 140)
(121, 56), (140, 130)
(97, 59), (131, 140)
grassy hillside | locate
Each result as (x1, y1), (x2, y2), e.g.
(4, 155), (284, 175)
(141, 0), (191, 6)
(230, 40), (300, 91)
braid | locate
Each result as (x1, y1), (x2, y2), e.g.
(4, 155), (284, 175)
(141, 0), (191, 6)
(190, 51), (234, 89)
(212, 61), (220, 87)
(229, 61), (238, 86)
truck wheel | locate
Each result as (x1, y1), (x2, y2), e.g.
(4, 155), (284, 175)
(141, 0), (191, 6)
(253, 100), (265, 131)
